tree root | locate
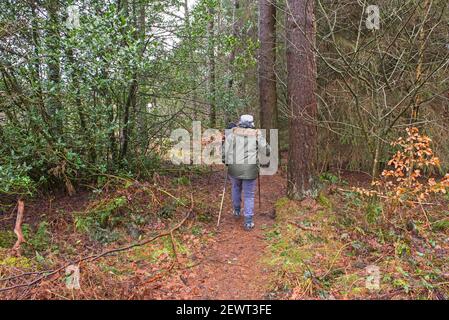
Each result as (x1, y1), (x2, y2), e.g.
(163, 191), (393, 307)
(11, 199), (25, 256)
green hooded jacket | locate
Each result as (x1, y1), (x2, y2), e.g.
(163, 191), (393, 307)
(222, 126), (270, 180)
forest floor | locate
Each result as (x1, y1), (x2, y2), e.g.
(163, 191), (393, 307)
(0, 166), (285, 300)
(0, 163), (449, 300)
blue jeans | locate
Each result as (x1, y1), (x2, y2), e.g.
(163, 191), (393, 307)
(229, 176), (256, 217)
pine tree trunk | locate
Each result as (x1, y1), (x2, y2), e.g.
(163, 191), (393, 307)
(258, 0), (277, 133)
(207, 5), (216, 128)
(286, 0), (318, 199)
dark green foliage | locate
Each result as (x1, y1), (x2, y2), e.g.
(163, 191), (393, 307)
(23, 222), (52, 253)
(75, 196), (127, 243)
(0, 0), (251, 199)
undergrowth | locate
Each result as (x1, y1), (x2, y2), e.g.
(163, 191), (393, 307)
(264, 189), (449, 299)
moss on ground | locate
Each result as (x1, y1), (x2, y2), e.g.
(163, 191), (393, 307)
(263, 189), (449, 299)
(0, 230), (16, 248)
(0, 249), (34, 269)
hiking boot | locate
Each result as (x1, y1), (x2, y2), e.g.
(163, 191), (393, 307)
(244, 216), (255, 231)
(233, 208), (241, 218)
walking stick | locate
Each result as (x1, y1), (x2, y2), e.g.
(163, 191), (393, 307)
(258, 172), (261, 208)
(256, 130), (261, 209)
(217, 168), (228, 228)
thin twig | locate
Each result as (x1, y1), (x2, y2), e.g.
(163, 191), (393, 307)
(288, 221), (321, 232)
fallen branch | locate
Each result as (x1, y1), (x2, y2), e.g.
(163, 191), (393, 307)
(0, 194), (194, 293)
(288, 221), (321, 232)
(11, 199), (25, 255)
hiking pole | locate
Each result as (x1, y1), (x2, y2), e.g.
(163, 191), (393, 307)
(217, 168), (228, 228)
(258, 172), (261, 208)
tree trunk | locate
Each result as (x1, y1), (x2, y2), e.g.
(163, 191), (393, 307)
(30, 3), (47, 120)
(226, 0), (240, 124)
(184, 0), (200, 120)
(207, 4), (216, 128)
(136, 0), (147, 151)
(411, 0), (431, 123)
(286, 0), (318, 199)
(258, 0), (277, 133)
(12, 199), (25, 255)
(118, 0), (138, 162)
(45, 0), (62, 136)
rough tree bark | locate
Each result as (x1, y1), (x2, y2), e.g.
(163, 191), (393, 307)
(286, 0), (318, 199)
(207, 4), (216, 128)
(258, 0), (277, 133)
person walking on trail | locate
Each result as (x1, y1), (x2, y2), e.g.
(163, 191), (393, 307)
(222, 115), (270, 231)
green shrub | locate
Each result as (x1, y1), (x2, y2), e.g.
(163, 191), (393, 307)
(0, 164), (36, 197)
(26, 221), (51, 252)
(75, 196), (127, 243)
(365, 199), (383, 224)
(319, 172), (340, 184)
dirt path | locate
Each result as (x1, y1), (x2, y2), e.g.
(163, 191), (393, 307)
(158, 172), (286, 300)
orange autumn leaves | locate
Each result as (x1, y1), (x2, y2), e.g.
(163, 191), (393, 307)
(355, 127), (449, 208)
